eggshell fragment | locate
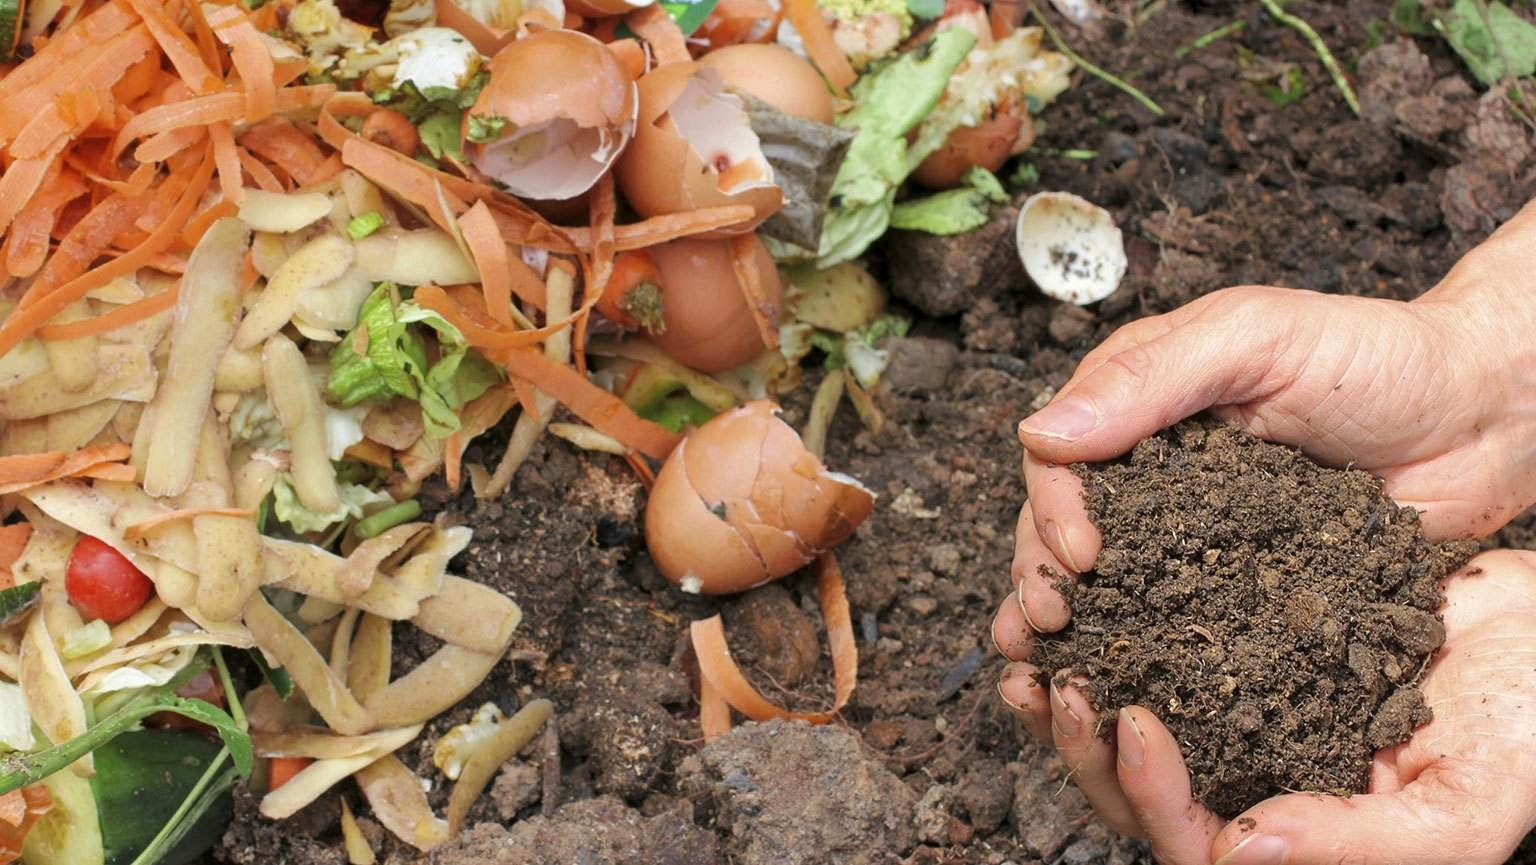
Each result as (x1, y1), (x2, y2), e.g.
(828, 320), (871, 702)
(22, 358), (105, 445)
(647, 235), (782, 373)
(1015, 191), (1126, 305)
(566, 0), (654, 14)
(615, 63), (782, 234)
(645, 401), (874, 595)
(911, 109), (1028, 190)
(697, 44), (835, 124)
(466, 30), (637, 201)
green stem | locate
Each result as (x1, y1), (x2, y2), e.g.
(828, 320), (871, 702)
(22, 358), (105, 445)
(0, 696), (159, 793)
(1175, 20), (1245, 58)
(126, 750), (233, 865)
(1257, 0), (1361, 116)
(353, 499), (423, 539)
(211, 647), (247, 732)
(1030, 6), (1166, 117)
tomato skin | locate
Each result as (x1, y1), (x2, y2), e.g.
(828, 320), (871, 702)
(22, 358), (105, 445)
(65, 536), (153, 624)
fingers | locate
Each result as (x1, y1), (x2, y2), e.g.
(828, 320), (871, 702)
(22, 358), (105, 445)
(1209, 788), (1470, 865)
(1018, 293), (1287, 465)
(1114, 707), (1225, 865)
(1023, 454), (1101, 573)
(997, 662), (1051, 741)
(991, 587), (1033, 662)
(1050, 678), (1140, 836)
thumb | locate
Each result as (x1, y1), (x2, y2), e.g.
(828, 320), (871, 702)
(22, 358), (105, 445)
(1210, 786), (1497, 865)
(1018, 298), (1292, 464)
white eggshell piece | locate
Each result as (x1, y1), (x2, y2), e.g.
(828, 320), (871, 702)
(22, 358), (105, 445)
(1015, 191), (1126, 306)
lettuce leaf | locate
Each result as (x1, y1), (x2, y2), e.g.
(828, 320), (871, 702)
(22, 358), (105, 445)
(328, 283), (501, 439)
(889, 166), (1008, 235)
(0, 682), (34, 752)
(817, 28), (977, 267)
(271, 473), (393, 534)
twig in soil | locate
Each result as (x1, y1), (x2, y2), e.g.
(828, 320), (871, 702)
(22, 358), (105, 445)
(541, 720), (561, 817)
(1029, 6), (1166, 117)
(1175, 19), (1245, 58)
(1256, 0), (1360, 117)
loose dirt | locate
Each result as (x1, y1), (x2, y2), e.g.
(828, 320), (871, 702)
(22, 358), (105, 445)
(1034, 419), (1477, 816)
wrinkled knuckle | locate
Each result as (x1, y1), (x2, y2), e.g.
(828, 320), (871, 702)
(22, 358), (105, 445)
(1101, 345), (1159, 390)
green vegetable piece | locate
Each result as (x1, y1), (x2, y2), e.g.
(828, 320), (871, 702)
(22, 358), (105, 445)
(1391, 0), (1434, 35)
(346, 212), (386, 240)
(354, 499), (423, 539)
(889, 167), (1008, 235)
(615, 0), (718, 38)
(0, 0), (21, 62)
(271, 474), (392, 534)
(0, 580), (41, 626)
(417, 111), (464, 160)
(61, 620), (112, 660)
(620, 364), (686, 414)
(465, 113), (509, 143)
(1252, 65), (1308, 107)
(94, 730), (235, 865)
(1436, 0), (1536, 85)
(907, 0), (942, 19)
(817, 28), (977, 266)
(641, 393), (716, 433)
(249, 650), (294, 701)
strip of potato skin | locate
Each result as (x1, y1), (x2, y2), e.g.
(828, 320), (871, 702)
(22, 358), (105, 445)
(262, 333), (341, 513)
(144, 217), (248, 497)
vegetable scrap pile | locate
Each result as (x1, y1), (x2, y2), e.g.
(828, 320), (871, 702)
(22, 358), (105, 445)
(0, 0), (1077, 858)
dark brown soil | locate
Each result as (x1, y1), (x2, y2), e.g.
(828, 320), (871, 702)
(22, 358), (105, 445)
(209, 1), (1536, 863)
(1034, 418), (1478, 817)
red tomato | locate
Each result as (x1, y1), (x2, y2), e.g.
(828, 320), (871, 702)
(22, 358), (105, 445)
(65, 536), (153, 624)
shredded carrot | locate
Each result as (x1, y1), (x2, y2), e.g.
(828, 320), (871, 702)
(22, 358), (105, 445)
(444, 431), (463, 492)
(594, 251), (660, 331)
(181, 199), (240, 249)
(626, 4), (690, 65)
(37, 282), (179, 340)
(0, 27), (156, 147)
(74, 464), (140, 483)
(237, 147), (285, 192)
(0, 3), (139, 97)
(691, 553), (857, 724)
(509, 376), (542, 423)
(240, 116), (335, 186)
(0, 784), (50, 860)
(0, 524), (34, 586)
(28, 194), (148, 297)
(459, 202), (517, 326)
(123, 507), (255, 540)
(268, 757), (312, 791)
(782, 0), (856, 96)
(490, 204), (759, 253)
(0, 444), (135, 496)
(988, 0), (1020, 39)
(483, 345), (681, 460)
(128, 0), (221, 94)
(344, 439), (394, 469)
(0, 134), (70, 237)
(623, 451), (656, 490)
(135, 125), (206, 164)
(730, 233), (780, 350)
(207, 5), (276, 122)
(697, 673), (732, 742)
(340, 138), (468, 233)
(112, 86), (333, 161)
(6, 169), (87, 278)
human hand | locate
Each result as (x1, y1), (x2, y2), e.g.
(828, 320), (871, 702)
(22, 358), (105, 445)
(997, 198), (1536, 646)
(999, 550), (1536, 865)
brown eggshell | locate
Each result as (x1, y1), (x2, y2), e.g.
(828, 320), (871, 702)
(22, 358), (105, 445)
(912, 109), (1026, 190)
(647, 234), (782, 373)
(645, 401), (875, 594)
(566, 0), (654, 15)
(697, 44), (835, 124)
(614, 62), (782, 234)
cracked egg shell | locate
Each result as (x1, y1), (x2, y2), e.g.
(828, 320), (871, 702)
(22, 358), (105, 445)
(1016, 191), (1126, 305)
(912, 107), (1030, 190)
(647, 234), (781, 373)
(645, 401), (875, 594)
(697, 44), (835, 124)
(466, 30), (637, 201)
(615, 62), (783, 235)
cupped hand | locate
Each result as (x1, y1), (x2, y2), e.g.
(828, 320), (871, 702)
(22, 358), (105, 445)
(999, 199), (1536, 645)
(997, 549), (1536, 865)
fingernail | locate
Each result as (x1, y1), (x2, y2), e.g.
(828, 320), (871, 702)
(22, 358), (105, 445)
(1214, 834), (1289, 865)
(1050, 682), (1082, 738)
(1015, 590), (1042, 635)
(997, 664), (1037, 711)
(1117, 709), (1145, 770)
(1020, 396), (1100, 443)
(1048, 520), (1084, 573)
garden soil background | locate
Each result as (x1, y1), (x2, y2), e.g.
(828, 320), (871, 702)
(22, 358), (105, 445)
(211, 2), (1536, 863)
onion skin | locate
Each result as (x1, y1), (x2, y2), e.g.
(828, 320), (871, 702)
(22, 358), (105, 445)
(614, 62), (782, 234)
(647, 235), (781, 373)
(697, 44), (835, 124)
(912, 109), (1026, 190)
(645, 401), (874, 594)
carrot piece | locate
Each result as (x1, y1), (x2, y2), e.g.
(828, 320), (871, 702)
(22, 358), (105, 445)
(509, 376), (541, 423)
(988, 0), (1020, 39)
(6, 168), (86, 279)
(207, 5), (277, 122)
(444, 431), (463, 492)
(127, 0), (221, 94)
(697, 673), (732, 743)
(182, 0), (225, 76)
(0, 133), (70, 238)
(0, 2), (138, 96)
(340, 138), (468, 233)
(112, 50), (165, 107)
(594, 251), (661, 330)
(26, 193), (147, 298)
(135, 126), (207, 164)
(74, 463), (139, 483)
(0, 27), (156, 146)
(122, 507), (255, 540)
(458, 201), (517, 326)
(268, 757), (312, 791)
(0, 146), (215, 357)
(182, 199), (240, 248)
(622, 451), (655, 489)
(0, 443), (134, 495)
(207, 122), (244, 204)
(236, 147), (285, 192)
(691, 553), (857, 724)
(626, 4), (690, 65)
(240, 117), (333, 186)
(431, 0), (511, 56)
(112, 92), (242, 160)
(37, 282), (179, 340)
(782, 0), (856, 96)
(730, 233), (780, 350)
(483, 345), (680, 460)
(0, 524), (34, 586)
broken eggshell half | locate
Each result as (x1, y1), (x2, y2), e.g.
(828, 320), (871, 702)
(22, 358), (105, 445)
(1015, 191), (1126, 306)
(465, 29), (637, 201)
(615, 63), (783, 235)
(645, 401), (874, 595)
(566, 0), (655, 15)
